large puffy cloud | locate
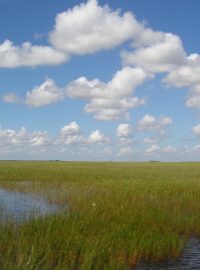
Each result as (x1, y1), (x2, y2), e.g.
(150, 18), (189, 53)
(47, 0), (200, 117)
(26, 79), (64, 107)
(4, 67), (150, 118)
(50, 0), (134, 54)
(122, 33), (186, 73)
(0, 1), (171, 68)
(49, 0), (162, 55)
(138, 114), (172, 131)
(0, 0), (196, 75)
(0, 40), (68, 68)
(66, 67), (150, 120)
(2, 0), (200, 126)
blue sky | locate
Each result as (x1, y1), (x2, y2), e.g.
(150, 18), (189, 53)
(1, 0), (200, 161)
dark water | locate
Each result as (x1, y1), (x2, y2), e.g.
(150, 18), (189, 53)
(135, 238), (200, 270)
(0, 187), (61, 223)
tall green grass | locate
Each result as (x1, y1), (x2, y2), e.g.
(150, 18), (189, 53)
(0, 161), (200, 269)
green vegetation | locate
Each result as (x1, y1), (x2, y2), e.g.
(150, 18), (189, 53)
(1, 161), (200, 269)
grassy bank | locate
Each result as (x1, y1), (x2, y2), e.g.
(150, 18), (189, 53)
(0, 161), (200, 269)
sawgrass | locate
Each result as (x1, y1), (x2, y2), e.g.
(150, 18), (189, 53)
(0, 161), (200, 269)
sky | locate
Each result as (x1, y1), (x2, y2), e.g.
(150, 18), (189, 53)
(1, 0), (200, 161)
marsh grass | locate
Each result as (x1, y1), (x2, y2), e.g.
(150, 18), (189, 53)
(0, 161), (200, 269)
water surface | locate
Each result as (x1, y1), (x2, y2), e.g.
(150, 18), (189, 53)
(135, 238), (200, 270)
(0, 187), (61, 223)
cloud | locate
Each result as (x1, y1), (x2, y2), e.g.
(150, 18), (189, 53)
(162, 145), (177, 153)
(60, 121), (80, 136)
(193, 144), (200, 151)
(59, 122), (83, 145)
(29, 131), (51, 146)
(0, 1), (172, 69)
(193, 124), (200, 136)
(145, 144), (177, 155)
(88, 130), (109, 143)
(185, 85), (200, 109)
(0, 40), (68, 68)
(0, 123), (111, 156)
(0, 1), (180, 68)
(66, 67), (150, 120)
(26, 79), (64, 107)
(49, 0), (167, 56)
(3, 93), (19, 103)
(0, 127), (51, 149)
(0, 127), (29, 146)
(50, 0), (142, 55)
(164, 54), (200, 88)
(0, 123), (197, 161)
(146, 144), (160, 154)
(50, 0), (200, 119)
(164, 54), (200, 109)
(143, 137), (157, 144)
(103, 147), (112, 155)
(138, 114), (172, 131)
(116, 123), (133, 137)
(122, 33), (186, 73)
(4, 66), (149, 117)
(118, 146), (132, 156)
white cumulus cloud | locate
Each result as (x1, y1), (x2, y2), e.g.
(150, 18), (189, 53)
(26, 78), (64, 107)
(50, 0), (143, 55)
(164, 54), (200, 110)
(116, 123), (133, 138)
(0, 40), (68, 68)
(88, 130), (109, 143)
(66, 67), (150, 120)
(138, 114), (172, 131)
(59, 122), (83, 145)
(0, 127), (51, 149)
(164, 54), (200, 88)
(122, 33), (186, 73)
(185, 85), (200, 109)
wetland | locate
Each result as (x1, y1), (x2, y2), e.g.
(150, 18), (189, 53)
(0, 161), (200, 269)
